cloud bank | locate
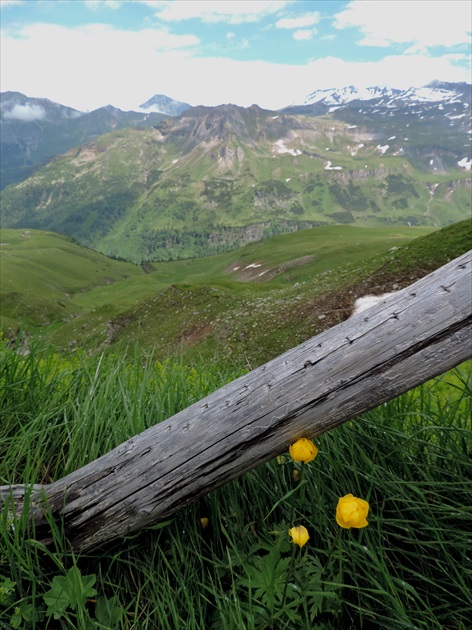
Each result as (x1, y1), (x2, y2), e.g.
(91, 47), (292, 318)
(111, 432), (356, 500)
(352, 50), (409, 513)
(335, 0), (471, 49)
(1, 0), (470, 112)
(3, 103), (46, 121)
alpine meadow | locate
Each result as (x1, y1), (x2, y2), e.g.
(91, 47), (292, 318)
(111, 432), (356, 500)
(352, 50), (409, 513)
(1, 23), (471, 629)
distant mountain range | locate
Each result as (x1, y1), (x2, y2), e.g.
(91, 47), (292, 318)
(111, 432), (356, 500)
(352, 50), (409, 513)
(1, 82), (470, 262)
(0, 92), (184, 188)
(291, 81), (471, 110)
(283, 81), (471, 164)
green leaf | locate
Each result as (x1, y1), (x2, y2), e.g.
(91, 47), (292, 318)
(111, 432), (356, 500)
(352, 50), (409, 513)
(43, 566), (97, 618)
(95, 596), (125, 627)
(0, 577), (16, 603)
(10, 609), (22, 629)
(43, 576), (71, 619)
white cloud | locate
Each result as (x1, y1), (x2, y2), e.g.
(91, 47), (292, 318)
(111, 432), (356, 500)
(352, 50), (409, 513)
(128, 0), (169, 7)
(224, 32), (250, 48)
(443, 53), (470, 63)
(334, 0), (472, 48)
(4, 103), (46, 121)
(0, 23), (200, 111)
(85, 1), (123, 9)
(303, 54), (471, 92)
(239, 38), (250, 50)
(152, 0), (287, 24)
(276, 14), (320, 29)
(1, 21), (470, 112)
(357, 37), (392, 48)
(293, 29), (315, 41)
(0, 0), (24, 7)
(403, 44), (428, 55)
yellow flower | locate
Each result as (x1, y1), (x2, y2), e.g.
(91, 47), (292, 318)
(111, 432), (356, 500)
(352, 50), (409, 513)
(336, 494), (369, 529)
(288, 525), (310, 548)
(200, 517), (209, 529)
(289, 438), (318, 464)
(292, 468), (300, 482)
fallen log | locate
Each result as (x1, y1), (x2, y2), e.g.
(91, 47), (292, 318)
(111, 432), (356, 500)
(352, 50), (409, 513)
(1, 251), (471, 551)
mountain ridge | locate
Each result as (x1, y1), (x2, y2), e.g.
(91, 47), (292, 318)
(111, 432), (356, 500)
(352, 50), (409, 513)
(2, 103), (470, 262)
(1, 82), (470, 263)
(2, 82), (470, 189)
(292, 81), (471, 108)
(0, 91), (168, 188)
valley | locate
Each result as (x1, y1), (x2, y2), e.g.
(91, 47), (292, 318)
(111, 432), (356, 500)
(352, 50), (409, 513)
(2, 219), (470, 366)
(1, 83), (470, 364)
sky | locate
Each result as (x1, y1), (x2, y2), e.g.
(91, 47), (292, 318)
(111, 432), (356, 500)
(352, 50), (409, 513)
(1, 0), (471, 112)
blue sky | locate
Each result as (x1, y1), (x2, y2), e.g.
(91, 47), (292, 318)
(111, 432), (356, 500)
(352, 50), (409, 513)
(1, 0), (470, 111)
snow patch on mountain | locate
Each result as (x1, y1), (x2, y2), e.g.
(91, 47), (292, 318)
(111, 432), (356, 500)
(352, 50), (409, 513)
(325, 161), (342, 171)
(457, 157), (471, 170)
(400, 86), (452, 103)
(275, 139), (302, 156)
(301, 85), (395, 107)
(352, 293), (397, 316)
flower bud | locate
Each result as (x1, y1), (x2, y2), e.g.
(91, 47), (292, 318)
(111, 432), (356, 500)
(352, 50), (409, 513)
(288, 525), (310, 548)
(289, 438), (318, 464)
(336, 494), (369, 529)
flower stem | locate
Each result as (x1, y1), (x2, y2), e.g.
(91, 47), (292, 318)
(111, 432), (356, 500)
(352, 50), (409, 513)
(281, 542), (298, 612)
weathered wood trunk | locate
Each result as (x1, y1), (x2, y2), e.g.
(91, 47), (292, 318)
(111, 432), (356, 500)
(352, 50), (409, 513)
(2, 252), (471, 551)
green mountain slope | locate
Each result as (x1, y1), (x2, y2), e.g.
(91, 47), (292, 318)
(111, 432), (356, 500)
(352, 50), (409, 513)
(2, 106), (470, 263)
(0, 229), (142, 328)
(97, 219), (470, 365)
(2, 220), (470, 365)
(0, 92), (166, 188)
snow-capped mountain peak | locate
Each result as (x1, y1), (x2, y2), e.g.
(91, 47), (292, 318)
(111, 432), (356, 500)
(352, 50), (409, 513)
(301, 85), (396, 107)
(138, 94), (191, 117)
(293, 81), (470, 110)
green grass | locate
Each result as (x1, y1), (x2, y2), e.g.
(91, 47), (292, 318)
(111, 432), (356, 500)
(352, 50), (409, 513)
(1, 224), (435, 352)
(2, 219), (470, 368)
(1, 338), (470, 629)
(3, 219), (471, 367)
(0, 229), (142, 327)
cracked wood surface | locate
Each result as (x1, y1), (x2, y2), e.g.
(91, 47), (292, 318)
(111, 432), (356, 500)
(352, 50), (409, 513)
(1, 251), (471, 551)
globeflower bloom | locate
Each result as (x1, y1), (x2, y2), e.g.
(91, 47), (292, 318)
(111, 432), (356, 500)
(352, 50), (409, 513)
(289, 438), (318, 464)
(336, 494), (369, 529)
(288, 525), (310, 548)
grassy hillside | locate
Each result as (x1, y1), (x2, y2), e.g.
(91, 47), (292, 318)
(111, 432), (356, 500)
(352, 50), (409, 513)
(0, 229), (142, 328)
(2, 219), (470, 366)
(1, 219), (470, 628)
(98, 219), (469, 366)
(1, 340), (470, 628)
(2, 107), (470, 262)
